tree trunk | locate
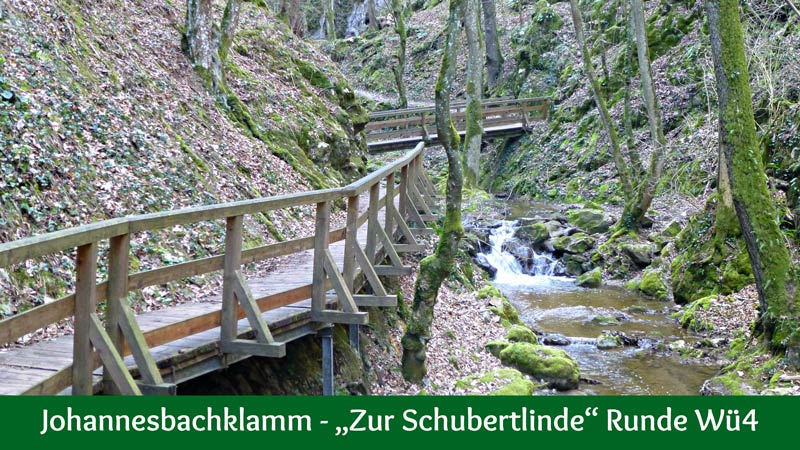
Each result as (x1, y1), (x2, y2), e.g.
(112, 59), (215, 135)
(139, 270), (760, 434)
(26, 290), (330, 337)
(219, 0), (244, 64)
(280, 0), (306, 37)
(322, 0), (336, 40)
(463, 0), (484, 186)
(619, 0), (667, 228)
(707, 0), (800, 365)
(185, 0), (224, 93)
(368, 0), (379, 31)
(401, 0), (465, 384)
(391, 0), (408, 108)
(569, 0), (633, 198)
(482, 0), (503, 91)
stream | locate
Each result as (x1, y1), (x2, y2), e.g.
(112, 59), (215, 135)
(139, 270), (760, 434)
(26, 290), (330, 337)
(477, 202), (718, 395)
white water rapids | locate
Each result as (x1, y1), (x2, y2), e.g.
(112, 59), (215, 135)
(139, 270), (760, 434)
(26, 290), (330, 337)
(478, 221), (572, 287)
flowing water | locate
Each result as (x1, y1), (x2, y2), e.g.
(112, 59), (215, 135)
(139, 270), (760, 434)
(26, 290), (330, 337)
(477, 203), (718, 395)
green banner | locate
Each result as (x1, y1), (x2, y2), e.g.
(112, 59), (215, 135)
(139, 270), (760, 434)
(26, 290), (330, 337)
(0, 396), (792, 447)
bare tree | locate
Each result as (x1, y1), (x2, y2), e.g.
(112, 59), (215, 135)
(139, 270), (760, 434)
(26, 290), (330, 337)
(184, 0), (244, 94)
(482, 0), (503, 91)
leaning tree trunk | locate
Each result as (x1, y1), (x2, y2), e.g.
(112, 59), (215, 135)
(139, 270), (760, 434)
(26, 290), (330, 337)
(401, 0), (465, 384)
(482, 0), (503, 91)
(391, 0), (408, 108)
(707, 0), (800, 365)
(322, 0), (336, 40)
(620, 0), (667, 229)
(463, 0), (484, 186)
(569, 0), (633, 199)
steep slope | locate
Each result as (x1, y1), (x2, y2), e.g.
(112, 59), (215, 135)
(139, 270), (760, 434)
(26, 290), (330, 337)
(0, 0), (368, 316)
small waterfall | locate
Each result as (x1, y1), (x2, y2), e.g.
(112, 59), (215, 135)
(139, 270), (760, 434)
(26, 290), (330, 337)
(478, 221), (568, 286)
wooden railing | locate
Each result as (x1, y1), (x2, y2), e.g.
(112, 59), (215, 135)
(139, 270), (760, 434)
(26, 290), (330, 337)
(365, 97), (551, 145)
(0, 142), (440, 395)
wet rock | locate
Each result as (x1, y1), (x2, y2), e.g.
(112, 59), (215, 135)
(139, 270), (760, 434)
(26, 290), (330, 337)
(553, 232), (596, 254)
(513, 223), (550, 248)
(590, 315), (621, 326)
(576, 268), (602, 288)
(473, 254), (497, 277)
(621, 243), (654, 267)
(701, 376), (759, 396)
(562, 254), (589, 276)
(668, 340), (687, 351)
(498, 343), (580, 391)
(506, 325), (538, 344)
(596, 333), (624, 349)
(640, 267), (669, 301)
(566, 209), (613, 234)
(462, 231), (490, 256)
(541, 334), (570, 346)
(543, 220), (568, 238)
(761, 387), (796, 396)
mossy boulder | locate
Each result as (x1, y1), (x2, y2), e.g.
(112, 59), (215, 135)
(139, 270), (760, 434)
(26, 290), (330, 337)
(485, 340), (512, 358)
(514, 223), (551, 249)
(621, 243), (654, 267)
(596, 333), (624, 349)
(576, 268), (602, 288)
(567, 209), (612, 234)
(640, 268), (669, 301)
(492, 377), (536, 396)
(456, 368), (538, 395)
(506, 325), (539, 344)
(562, 254), (590, 276)
(590, 316), (620, 326)
(484, 291), (524, 328)
(498, 343), (580, 390)
(553, 232), (596, 254)
(672, 295), (715, 332)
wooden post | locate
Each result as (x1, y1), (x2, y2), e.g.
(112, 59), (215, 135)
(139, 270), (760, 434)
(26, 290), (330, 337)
(221, 216), (243, 346)
(73, 242), (98, 396)
(420, 112), (429, 142)
(342, 195), (360, 350)
(312, 202), (331, 316)
(320, 327), (334, 396)
(399, 165), (409, 221)
(385, 172), (395, 240)
(366, 184), (379, 264)
(104, 234), (129, 395)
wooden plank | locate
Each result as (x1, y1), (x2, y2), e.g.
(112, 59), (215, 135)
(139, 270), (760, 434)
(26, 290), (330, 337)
(353, 295), (397, 307)
(385, 172), (396, 238)
(73, 242), (97, 396)
(374, 266), (414, 276)
(311, 311), (368, 325)
(220, 339), (286, 358)
(323, 249), (359, 314)
(366, 183), (380, 263)
(221, 216), (243, 344)
(233, 271), (274, 344)
(342, 195), (359, 292)
(0, 294), (75, 346)
(89, 314), (141, 395)
(395, 244), (426, 253)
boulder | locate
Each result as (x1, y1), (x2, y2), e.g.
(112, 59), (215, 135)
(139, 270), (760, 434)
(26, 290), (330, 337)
(513, 223), (550, 248)
(596, 333), (624, 349)
(540, 334), (570, 346)
(576, 268), (602, 288)
(506, 325), (538, 344)
(562, 254), (589, 276)
(621, 243), (654, 267)
(473, 254), (497, 277)
(498, 343), (580, 390)
(485, 340), (512, 358)
(566, 209), (612, 234)
(640, 268), (669, 301)
(553, 232), (596, 254)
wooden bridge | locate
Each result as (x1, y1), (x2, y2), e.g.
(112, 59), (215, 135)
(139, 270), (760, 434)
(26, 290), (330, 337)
(0, 142), (442, 395)
(0, 97), (548, 396)
(366, 97), (550, 153)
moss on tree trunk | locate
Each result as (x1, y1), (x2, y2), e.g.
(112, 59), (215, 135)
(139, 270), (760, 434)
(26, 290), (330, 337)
(463, 0), (483, 186)
(401, 0), (465, 383)
(391, 0), (408, 108)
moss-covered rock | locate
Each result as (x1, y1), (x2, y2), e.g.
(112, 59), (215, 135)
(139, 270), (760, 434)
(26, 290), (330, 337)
(498, 343), (580, 390)
(456, 368), (539, 395)
(640, 268), (669, 301)
(576, 267), (602, 288)
(513, 223), (550, 248)
(621, 242), (654, 267)
(553, 232), (596, 254)
(672, 295), (715, 331)
(485, 339), (512, 358)
(506, 325), (539, 344)
(483, 286), (524, 327)
(492, 377), (536, 396)
(596, 333), (623, 349)
(591, 316), (620, 326)
(567, 209), (612, 234)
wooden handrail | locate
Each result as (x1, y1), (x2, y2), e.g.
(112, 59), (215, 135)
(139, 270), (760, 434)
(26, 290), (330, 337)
(367, 96), (550, 119)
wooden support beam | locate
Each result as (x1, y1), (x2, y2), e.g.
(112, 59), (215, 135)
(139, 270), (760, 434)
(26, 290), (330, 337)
(137, 383), (177, 396)
(103, 233), (129, 395)
(374, 266), (414, 276)
(366, 183), (379, 263)
(353, 295), (397, 307)
(384, 173), (395, 240)
(311, 311), (369, 325)
(323, 249), (359, 313)
(392, 207), (420, 246)
(404, 191), (427, 228)
(73, 242), (97, 396)
(342, 195), (359, 293)
(399, 165), (409, 219)
(89, 314), (141, 396)
(221, 215), (243, 345)
(233, 271), (275, 343)
(117, 297), (163, 385)
(375, 225), (404, 269)
(220, 339), (286, 358)
(412, 228), (436, 236)
(395, 244), (426, 253)
(312, 202), (331, 316)
(353, 243), (389, 296)
(411, 183), (435, 219)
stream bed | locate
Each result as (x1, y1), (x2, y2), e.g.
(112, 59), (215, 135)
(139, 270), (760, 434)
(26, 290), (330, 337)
(477, 202), (719, 395)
